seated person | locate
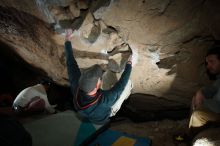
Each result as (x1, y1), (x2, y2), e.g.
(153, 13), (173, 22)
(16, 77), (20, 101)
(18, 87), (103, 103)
(175, 47), (220, 142)
(190, 47), (220, 130)
(64, 29), (138, 124)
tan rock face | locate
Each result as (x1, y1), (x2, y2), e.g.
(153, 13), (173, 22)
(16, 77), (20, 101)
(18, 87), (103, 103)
(0, 4), (67, 84)
(0, 0), (220, 106)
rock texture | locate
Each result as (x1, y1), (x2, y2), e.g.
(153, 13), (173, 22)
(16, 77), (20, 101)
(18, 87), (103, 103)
(0, 0), (220, 107)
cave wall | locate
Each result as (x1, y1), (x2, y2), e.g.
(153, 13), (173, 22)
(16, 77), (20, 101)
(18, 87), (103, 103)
(0, 40), (49, 96)
(0, 0), (220, 106)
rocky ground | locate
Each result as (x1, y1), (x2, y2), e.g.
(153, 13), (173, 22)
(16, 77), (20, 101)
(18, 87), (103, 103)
(111, 119), (189, 146)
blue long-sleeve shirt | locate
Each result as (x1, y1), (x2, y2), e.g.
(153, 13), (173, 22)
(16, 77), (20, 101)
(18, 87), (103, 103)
(64, 41), (81, 94)
(64, 41), (132, 124)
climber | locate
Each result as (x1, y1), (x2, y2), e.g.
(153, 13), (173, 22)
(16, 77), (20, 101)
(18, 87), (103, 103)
(64, 29), (138, 124)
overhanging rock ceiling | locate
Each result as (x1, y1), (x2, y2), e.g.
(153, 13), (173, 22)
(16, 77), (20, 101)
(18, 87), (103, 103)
(0, 0), (220, 106)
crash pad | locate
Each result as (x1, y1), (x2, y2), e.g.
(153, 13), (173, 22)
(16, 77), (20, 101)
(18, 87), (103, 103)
(89, 129), (151, 146)
(24, 110), (107, 146)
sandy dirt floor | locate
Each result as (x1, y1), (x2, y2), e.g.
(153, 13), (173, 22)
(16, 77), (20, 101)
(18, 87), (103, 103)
(110, 119), (189, 146)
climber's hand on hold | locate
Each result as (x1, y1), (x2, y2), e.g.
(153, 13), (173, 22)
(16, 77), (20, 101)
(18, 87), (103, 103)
(128, 44), (138, 67)
(65, 29), (74, 41)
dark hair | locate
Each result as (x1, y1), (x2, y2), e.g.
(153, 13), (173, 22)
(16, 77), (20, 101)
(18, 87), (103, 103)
(206, 47), (220, 59)
(206, 47), (220, 80)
